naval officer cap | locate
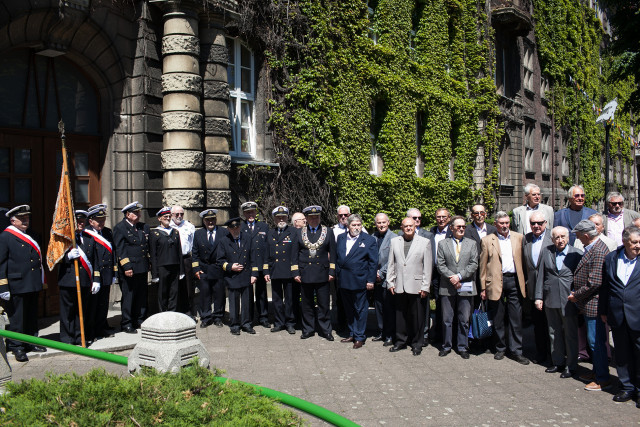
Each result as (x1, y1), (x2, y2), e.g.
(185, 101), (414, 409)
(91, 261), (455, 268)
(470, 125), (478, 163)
(241, 201), (258, 211)
(156, 206), (172, 217)
(5, 204), (30, 218)
(572, 219), (596, 234)
(272, 206), (289, 216)
(302, 205), (322, 216)
(88, 203), (107, 212)
(88, 206), (107, 218)
(224, 217), (243, 228)
(121, 201), (143, 214)
(75, 210), (89, 219)
(199, 209), (218, 219)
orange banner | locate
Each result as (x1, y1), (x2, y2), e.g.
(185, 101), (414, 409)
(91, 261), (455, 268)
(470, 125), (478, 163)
(46, 168), (74, 271)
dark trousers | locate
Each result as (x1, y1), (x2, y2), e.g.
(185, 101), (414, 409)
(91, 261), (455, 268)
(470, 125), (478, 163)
(5, 292), (39, 352)
(441, 294), (472, 352)
(488, 274), (523, 355)
(301, 281), (331, 335)
(291, 281), (302, 327)
(610, 319), (640, 394)
(254, 273), (269, 323)
(178, 256), (195, 315)
(271, 278), (295, 328)
(92, 283), (112, 336)
(158, 264), (180, 312)
(120, 272), (148, 329)
(59, 286), (93, 344)
(525, 297), (550, 362)
(395, 292), (425, 350)
(228, 286), (252, 330)
(373, 285), (395, 341)
(341, 288), (368, 342)
(331, 280), (347, 331)
(424, 278), (442, 343)
(198, 275), (225, 323)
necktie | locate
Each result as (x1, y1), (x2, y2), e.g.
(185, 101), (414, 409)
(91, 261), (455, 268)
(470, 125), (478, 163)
(455, 238), (461, 262)
(278, 229), (282, 236)
(236, 238), (241, 248)
(208, 232), (214, 246)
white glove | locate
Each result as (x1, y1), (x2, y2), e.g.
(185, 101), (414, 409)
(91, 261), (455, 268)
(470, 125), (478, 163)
(151, 278), (159, 283)
(67, 248), (81, 260)
(91, 282), (101, 294)
(179, 274), (185, 280)
(0, 292), (10, 301)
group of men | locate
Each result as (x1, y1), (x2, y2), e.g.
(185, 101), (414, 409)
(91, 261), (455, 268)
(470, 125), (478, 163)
(0, 183), (639, 409)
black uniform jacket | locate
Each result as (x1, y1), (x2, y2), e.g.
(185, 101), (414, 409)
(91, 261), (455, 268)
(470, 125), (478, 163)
(265, 226), (296, 280)
(216, 232), (255, 289)
(192, 227), (223, 280)
(0, 228), (44, 294)
(57, 233), (100, 288)
(242, 220), (269, 274)
(84, 226), (116, 286)
(113, 219), (150, 274)
(149, 227), (184, 280)
(291, 225), (336, 283)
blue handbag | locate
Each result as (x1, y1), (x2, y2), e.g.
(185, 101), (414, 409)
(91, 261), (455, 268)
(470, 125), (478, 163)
(472, 301), (493, 339)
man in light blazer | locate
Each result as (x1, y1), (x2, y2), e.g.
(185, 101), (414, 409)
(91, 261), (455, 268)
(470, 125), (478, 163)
(372, 213), (397, 345)
(336, 214), (378, 348)
(602, 191), (640, 247)
(479, 211), (529, 365)
(512, 183), (555, 235)
(599, 226), (640, 406)
(437, 215), (478, 359)
(387, 217), (432, 355)
(535, 226), (583, 378)
(523, 211), (552, 364)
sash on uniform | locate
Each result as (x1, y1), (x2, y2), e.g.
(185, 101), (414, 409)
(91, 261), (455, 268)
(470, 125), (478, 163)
(76, 246), (93, 277)
(5, 225), (45, 284)
(83, 229), (112, 253)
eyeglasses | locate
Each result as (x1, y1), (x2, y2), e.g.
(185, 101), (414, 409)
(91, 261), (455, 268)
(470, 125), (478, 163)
(573, 194), (585, 198)
(530, 221), (545, 226)
(412, 216), (421, 220)
(338, 213), (349, 217)
(471, 211), (485, 216)
(454, 225), (467, 229)
(436, 216), (449, 219)
(609, 201), (623, 206)
(173, 213), (184, 216)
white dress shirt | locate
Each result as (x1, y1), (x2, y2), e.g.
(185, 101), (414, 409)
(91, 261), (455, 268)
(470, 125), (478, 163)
(607, 211), (625, 247)
(617, 250), (638, 286)
(171, 220), (195, 255)
(473, 223), (488, 239)
(498, 232), (516, 273)
(345, 233), (358, 255)
(531, 230), (546, 268)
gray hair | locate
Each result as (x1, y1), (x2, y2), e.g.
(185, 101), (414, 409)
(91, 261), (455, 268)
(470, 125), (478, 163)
(529, 211), (546, 222)
(524, 183), (540, 196)
(622, 226), (640, 243)
(551, 226), (569, 238)
(568, 184), (585, 198)
(495, 211), (509, 221)
(576, 225), (599, 238)
(347, 214), (362, 225)
(589, 213), (604, 222)
(606, 191), (624, 203)
(406, 208), (421, 217)
(375, 212), (389, 222)
(337, 205), (351, 214)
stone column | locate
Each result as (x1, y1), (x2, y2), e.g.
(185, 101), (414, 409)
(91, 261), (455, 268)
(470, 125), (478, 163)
(200, 19), (231, 223)
(161, 2), (204, 224)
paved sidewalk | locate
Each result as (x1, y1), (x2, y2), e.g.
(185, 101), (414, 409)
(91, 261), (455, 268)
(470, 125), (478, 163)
(6, 309), (640, 426)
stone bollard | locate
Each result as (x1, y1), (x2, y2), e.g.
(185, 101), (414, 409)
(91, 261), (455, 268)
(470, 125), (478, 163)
(128, 312), (210, 374)
(0, 311), (12, 394)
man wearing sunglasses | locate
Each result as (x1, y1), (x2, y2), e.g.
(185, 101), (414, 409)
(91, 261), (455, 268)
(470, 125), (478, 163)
(554, 185), (596, 245)
(512, 183), (555, 235)
(602, 192), (640, 247)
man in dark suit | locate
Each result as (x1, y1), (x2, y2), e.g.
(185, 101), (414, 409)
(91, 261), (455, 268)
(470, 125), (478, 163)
(192, 209), (224, 328)
(554, 184), (597, 245)
(569, 220), (612, 391)
(241, 201), (270, 329)
(372, 212), (397, 345)
(264, 206), (297, 334)
(113, 201), (150, 334)
(0, 205), (47, 362)
(535, 226), (583, 378)
(218, 217), (256, 335)
(523, 211), (552, 364)
(427, 208), (451, 345)
(149, 207), (184, 312)
(84, 205), (117, 339)
(57, 210), (101, 345)
(291, 205), (336, 341)
(599, 226), (640, 406)
(336, 214), (378, 349)
(437, 215), (478, 359)
(464, 204), (497, 251)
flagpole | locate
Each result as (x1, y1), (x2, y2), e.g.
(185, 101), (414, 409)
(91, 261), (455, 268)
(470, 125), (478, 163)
(59, 121), (87, 348)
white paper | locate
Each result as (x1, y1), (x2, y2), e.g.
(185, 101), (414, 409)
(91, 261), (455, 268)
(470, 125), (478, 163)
(458, 281), (473, 293)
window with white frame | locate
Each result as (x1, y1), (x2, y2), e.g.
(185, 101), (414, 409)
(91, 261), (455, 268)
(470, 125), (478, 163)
(562, 156), (569, 176)
(524, 123), (534, 172)
(415, 111), (425, 177)
(540, 76), (549, 99)
(541, 127), (550, 174)
(368, 3), (377, 45)
(227, 37), (255, 157)
(370, 106), (382, 176)
(523, 44), (534, 92)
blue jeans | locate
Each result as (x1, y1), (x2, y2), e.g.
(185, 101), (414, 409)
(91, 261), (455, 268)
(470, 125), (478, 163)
(584, 315), (610, 382)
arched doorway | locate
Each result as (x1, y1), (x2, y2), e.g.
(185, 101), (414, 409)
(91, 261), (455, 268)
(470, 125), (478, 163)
(0, 48), (102, 315)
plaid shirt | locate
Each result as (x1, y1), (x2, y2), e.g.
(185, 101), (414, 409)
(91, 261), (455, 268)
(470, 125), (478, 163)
(572, 238), (610, 317)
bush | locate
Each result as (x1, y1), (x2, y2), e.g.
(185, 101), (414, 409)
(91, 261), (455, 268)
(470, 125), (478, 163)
(0, 364), (305, 426)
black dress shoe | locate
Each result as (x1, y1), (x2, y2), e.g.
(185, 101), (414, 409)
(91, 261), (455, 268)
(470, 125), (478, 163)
(122, 326), (137, 334)
(260, 320), (271, 328)
(636, 399), (640, 409)
(242, 327), (256, 334)
(612, 391), (635, 403)
(214, 319), (224, 328)
(412, 348), (422, 356)
(13, 350), (28, 362)
(439, 349), (451, 357)
(389, 345), (406, 352)
(560, 368), (574, 379)
(371, 335), (383, 342)
(383, 339), (394, 347)
(28, 345), (47, 353)
(494, 351), (505, 360)
(286, 326), (296, 334)
(511, 354), (530, 365)
(271, 326), (285, 332)
(460, 351), (470, 359)
(323, 333), (335, 342)
(200, 319), (212, 328)
(230, 328), (241, 336)
(545, 365), (565, 373)
(300, 332), (315, 339)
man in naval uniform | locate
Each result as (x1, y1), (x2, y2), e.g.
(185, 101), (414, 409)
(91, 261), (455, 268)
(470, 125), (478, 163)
(149, 207), (184, 312)
(0, 205), (47, 362)
(113, 201), (150, 334)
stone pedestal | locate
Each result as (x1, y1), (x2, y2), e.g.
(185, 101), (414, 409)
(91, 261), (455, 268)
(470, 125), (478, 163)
(0, 312), (12, 394)
(128, 312), (210, 374)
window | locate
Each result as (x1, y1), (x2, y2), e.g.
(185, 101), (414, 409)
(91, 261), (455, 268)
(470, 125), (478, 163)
(523, 44), (534, 92)
(562, 156), (569, 176)
(227, 38), (255, 157)
(524, 123), (534, 172)
(541, 127), (550, 174)
(367, 3), (377, 45)
(369, 106), (382, 176)
(415, 111), (425, 177)
(540, 76), (550, 99)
